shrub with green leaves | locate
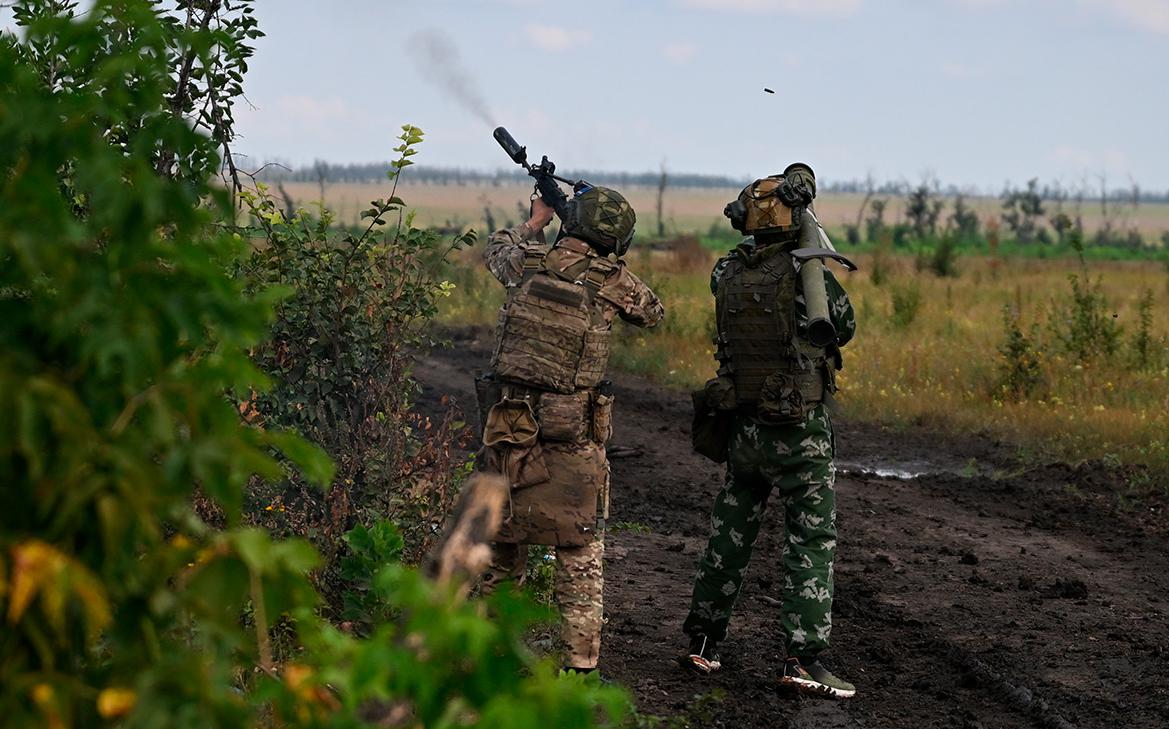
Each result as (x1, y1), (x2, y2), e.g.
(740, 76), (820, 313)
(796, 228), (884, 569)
(890, 280), (922, 328)
(0, 3), (626, 727)
(1128, 289), (1163, 371)
(237, 126), (477, 568)
(997, 306), (1045, 400)
(1049, 270), (1122, 363)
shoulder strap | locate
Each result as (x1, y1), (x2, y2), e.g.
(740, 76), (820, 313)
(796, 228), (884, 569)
(520, 247), (547, 275)
(581, 257), (617, 294)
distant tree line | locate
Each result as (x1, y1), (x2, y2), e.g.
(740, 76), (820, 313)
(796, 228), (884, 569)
(252, 160), (1169, 203)
(253, 160), (752, 189)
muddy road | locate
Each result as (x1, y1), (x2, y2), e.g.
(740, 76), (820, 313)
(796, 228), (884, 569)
(415, 330), (1169, 729)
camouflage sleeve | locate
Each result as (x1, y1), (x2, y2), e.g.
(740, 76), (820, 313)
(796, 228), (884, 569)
(709, 253), (735, 295)
(602, 265), (664, 329)
(482, 223), (540, 286)
(824, 269), (856, 347)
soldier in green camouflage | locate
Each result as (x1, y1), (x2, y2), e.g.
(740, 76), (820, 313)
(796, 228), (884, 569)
(682, 167), (859, 699)
(477, 190), (663, 674)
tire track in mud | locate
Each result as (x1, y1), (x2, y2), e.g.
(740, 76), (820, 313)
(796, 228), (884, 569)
(413, 330), (1169, 729)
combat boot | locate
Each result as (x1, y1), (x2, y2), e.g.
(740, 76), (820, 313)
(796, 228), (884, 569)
(680, 634), (722, 674)
(779, 657), (856, 699)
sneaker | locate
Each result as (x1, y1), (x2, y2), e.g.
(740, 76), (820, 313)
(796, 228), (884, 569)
(779, 657), (856, 699)
(681, 634), (722, 674)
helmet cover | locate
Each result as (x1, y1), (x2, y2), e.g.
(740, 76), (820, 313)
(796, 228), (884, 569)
(563, 186), (637, 256)
(729, 176), (800, 237)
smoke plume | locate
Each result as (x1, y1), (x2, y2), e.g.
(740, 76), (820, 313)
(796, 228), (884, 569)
(407, 29), (495, 127)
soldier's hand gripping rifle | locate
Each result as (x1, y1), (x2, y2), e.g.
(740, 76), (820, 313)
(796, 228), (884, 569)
(493, 126), (593, 243)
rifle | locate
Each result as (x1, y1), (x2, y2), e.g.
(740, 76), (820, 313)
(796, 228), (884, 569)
(493, 126), (593, 242)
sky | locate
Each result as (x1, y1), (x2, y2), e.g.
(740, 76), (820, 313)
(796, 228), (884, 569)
(7, 1), (1169, 190)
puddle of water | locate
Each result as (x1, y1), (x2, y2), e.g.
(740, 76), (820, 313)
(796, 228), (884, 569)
(838, 464), (927, 480)
(841, 464), (930, 481)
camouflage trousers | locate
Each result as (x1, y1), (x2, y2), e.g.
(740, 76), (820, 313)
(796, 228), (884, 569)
(482, 536), (605, 670)
(683, 405), (838, 657)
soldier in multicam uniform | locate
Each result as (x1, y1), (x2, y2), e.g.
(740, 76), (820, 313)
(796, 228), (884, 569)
(682, 165), (859, 699)
(476, 189), (663, 673)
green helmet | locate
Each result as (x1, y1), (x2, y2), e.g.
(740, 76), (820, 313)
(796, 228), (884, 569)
(562, 186), (636, 256)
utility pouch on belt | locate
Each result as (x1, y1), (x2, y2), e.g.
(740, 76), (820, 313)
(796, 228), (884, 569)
(536, 391), (591, 443)
(483, 398), (549, 488)
(691, 380), (733, 463)
(591, 381), (614, 444)
(756, 369), (823, 425)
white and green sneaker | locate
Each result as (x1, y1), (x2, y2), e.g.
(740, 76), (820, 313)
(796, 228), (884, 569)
(779, 657), (856, 699)
(681, 634), (722, 674)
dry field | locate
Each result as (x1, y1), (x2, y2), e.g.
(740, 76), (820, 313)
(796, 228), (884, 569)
(277, 181), (1169, 241)
(439, 249), (1169, 473)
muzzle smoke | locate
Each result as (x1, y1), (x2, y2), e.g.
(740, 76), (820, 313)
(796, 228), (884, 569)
(407, 29), (495, 127)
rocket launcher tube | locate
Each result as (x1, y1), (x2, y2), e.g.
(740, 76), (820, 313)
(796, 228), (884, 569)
(798, 205), (837, 349)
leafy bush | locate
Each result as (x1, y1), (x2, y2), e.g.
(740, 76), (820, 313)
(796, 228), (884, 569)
(865, 199), (888, 243)
(949, 195), (981, 241)
(1001, 178), (1047, 244)
(997, 306), (1045, 400)
(0, 4), (626, 727)
(930, 235), (960, 277)
(890, 280), (922, 327)
(238, 126), (476, 568)
(1128, 289), (1163, 371)
(1049, 270), (1122, 363)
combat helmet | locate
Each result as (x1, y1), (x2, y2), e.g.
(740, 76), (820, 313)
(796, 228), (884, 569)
(724, 163), (817, 239)
(562, 186), (637, 256)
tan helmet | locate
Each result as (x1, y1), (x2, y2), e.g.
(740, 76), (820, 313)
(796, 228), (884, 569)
(724, 163), (816, 238)
(562, 186), (637, 256)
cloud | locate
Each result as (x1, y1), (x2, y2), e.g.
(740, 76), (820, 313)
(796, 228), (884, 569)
(1081, 0), (1169, 34)
(1051, 145), (1130, 172)
(523, 23), (592, 52)
(663, 41), (698, 64)
(949, 0), (1007, 8)
(941, 62), (982, 79)
(680, 0), (863, 17)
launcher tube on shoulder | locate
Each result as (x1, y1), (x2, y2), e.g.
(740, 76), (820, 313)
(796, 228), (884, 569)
(493, 126), (571, 219)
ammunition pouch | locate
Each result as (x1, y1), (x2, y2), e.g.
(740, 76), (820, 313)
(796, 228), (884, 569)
(691, 379), (734, 463)
(591, 389), (614, 444)
(536, 391), (591, 443)
(755, 367), (826, 425)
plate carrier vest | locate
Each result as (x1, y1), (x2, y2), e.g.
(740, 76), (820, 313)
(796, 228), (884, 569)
(714, 242), (830, 418)
(491, 243), (616, 394)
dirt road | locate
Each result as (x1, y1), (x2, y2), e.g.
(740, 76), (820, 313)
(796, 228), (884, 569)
(414, 330), (1169, 729)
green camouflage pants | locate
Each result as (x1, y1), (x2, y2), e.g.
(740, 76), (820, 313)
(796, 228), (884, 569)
(683, 405), (837, 657)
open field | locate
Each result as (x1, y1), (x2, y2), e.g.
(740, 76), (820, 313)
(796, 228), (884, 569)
(439, 250), (1169, 473)
(277, 181), (1169, 243)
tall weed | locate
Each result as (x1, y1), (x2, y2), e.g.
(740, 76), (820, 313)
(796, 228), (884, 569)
(998, 305), (1045, 400)
(890, 280), (922, 328)
(1129, 289), (1162, 370)
(1048, 270), (1122, 363)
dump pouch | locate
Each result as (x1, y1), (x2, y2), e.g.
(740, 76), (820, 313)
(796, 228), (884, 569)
(483, 398), (550, 488)
(483, 439), (551, 489)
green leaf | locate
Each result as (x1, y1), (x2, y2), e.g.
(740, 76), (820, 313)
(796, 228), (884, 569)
(267, 429), (335, 488)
